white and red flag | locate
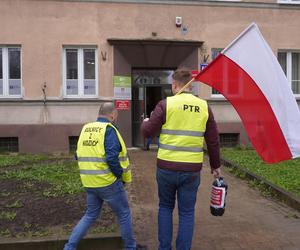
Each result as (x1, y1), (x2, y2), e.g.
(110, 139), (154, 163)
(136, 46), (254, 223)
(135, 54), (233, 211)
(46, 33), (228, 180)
(195, 23), (300, 163)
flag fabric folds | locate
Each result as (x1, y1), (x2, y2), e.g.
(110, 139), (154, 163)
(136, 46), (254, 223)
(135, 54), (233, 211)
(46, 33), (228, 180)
(195, 23), (300, 163)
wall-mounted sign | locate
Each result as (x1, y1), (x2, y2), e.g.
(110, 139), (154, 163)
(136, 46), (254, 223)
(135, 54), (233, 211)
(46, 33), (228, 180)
(191, 69), (203, 97)
(114, 76), (131, 100)
(200, 63), (208, 71)
(191, 63), (208, 78)
(114, 87), (131, 100)
(115, 100), (130, 110)
(113, 76), (131, 87)
(191, 70), (199, 78)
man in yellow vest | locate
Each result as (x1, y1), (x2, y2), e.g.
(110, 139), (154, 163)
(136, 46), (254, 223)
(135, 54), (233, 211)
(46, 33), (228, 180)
(141, 69), (221, 250)
(64, 102), (142, 250)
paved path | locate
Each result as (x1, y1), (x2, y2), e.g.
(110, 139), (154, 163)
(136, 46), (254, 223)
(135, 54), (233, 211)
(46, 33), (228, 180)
(127, 149), (300, 250)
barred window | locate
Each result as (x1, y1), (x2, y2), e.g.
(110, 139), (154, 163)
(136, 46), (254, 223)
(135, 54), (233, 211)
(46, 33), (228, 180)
(69, 136), (79, 152)
(0, 137), (19, 152)
(219, 133), (239, 147)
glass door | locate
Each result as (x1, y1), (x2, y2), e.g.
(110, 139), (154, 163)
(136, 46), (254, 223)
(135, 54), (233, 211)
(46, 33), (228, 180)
(132, 84), (146, 148)
(131, 69), (174, 148)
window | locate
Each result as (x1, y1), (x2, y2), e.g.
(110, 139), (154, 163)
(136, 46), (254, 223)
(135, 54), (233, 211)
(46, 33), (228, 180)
(0, 137), (19, 152)
(210, 47), (245, 99)
(278, 51), (300, 96)
(0, 47), (22, 97)
(219, 133), (239, 147)
(211, 48), (223, 97)
(0, 49), (2, 95)
(63, 47), (98, 97)
(69, 136), (79, 152)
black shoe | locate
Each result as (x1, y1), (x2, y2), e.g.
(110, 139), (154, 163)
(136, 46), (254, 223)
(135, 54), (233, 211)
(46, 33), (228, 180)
(136, 244), (147, 250)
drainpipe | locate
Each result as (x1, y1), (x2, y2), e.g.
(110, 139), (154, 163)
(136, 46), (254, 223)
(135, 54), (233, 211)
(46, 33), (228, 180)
(42, 82), (47, 105)
(41, 82), (48, 124)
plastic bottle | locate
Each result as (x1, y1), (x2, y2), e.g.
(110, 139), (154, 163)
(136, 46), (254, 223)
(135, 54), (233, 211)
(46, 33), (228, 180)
(210, 177), (228, 216)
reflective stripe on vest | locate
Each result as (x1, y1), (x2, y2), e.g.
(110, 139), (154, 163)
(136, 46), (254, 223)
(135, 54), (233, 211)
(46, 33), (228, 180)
(80, 169), (111, 175)
(78, 156), (129, 163)
(123, 166), (131, 173)
(158, 93), (208, 164)
(80, 165), (131, 175)
(78, 157), (106, 163)
(159, 143), (203, 152)
(161, 129), (204, 137)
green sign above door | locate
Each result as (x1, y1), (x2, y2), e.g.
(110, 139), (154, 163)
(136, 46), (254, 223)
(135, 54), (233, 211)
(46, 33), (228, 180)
(113, 76), (132, 87)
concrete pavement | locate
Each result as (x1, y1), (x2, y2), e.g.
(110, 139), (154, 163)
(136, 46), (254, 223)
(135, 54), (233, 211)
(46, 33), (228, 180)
(128, 149), (300, 250)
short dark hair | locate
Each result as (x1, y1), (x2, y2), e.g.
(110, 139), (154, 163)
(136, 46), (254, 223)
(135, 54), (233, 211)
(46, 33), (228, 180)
(172, 68), (192, 86)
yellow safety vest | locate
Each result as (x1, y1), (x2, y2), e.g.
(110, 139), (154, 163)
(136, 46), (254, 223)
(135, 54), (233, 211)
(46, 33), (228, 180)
(158, 93), (209, 164)
(76, 121), (131, 188)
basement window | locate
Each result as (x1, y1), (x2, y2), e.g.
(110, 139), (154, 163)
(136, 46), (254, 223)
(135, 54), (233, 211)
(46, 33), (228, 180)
(219, 133), (239, 147)
(0, 137), (19, 152)
(69, 136), (79, 152)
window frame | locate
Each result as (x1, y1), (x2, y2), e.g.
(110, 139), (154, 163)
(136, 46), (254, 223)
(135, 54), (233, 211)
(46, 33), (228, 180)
(62, 46), (98, 98)
(0, 46), (22, 98)
(210, 48), (225, 99)
(278, 50), (300, 98)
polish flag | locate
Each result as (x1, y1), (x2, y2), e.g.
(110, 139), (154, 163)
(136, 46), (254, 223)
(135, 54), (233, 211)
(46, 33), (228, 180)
(195, 23), (300, 163)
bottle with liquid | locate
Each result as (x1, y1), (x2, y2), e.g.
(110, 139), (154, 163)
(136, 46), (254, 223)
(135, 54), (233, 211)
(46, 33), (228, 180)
(210, 177), (228, 216)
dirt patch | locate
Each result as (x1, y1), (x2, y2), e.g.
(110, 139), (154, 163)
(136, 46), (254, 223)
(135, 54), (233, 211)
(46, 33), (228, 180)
(0, 177), (115, 239)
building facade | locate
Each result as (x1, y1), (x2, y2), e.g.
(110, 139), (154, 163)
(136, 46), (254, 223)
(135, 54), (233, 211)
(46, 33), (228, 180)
(0, 0), (299, 153)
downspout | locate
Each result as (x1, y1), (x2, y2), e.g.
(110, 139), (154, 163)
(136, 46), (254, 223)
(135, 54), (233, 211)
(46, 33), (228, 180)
(42, 82), (48, 124)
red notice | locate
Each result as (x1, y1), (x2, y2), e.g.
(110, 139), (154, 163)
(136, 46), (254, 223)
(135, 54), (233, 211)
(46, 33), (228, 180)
(115, 100), (130, 110)
(191, 70), (199, 78)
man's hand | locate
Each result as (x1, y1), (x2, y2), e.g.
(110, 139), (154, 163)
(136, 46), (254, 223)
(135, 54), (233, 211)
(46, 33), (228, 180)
(211, 167), (221, 179)
(143, 118), (149, 122)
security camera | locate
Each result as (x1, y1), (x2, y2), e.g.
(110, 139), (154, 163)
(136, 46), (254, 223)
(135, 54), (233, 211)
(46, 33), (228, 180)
(175, 16), (182, 28)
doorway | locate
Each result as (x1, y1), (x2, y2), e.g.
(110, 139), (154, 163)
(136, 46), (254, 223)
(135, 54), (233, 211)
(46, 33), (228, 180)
(132, 69), (173, 148)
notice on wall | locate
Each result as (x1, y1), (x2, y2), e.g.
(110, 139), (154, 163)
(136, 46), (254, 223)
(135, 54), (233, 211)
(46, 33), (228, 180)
(191, 70), (200, 96)
(191, 82), (200, 97)
(114, 76), (131, 100)
(115, 100), (130, 110)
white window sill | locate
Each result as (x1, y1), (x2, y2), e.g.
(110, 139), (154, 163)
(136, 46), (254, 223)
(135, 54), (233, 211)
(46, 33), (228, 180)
(278, 0), (300, 4)
(0, 96), (23, 99)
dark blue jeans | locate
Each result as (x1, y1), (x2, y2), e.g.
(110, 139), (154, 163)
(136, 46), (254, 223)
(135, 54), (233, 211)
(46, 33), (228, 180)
(156, 168), (201, 250)
(64, 179), (136, 250)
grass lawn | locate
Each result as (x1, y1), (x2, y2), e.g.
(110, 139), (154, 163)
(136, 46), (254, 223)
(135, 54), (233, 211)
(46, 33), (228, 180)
(0, 154), (52, 168)
(221, 147), (300, 197)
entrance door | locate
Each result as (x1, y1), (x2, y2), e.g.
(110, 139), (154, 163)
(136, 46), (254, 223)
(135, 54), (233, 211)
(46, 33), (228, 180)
(132, 85), (146, 148)
(132, 69), (173, 148)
